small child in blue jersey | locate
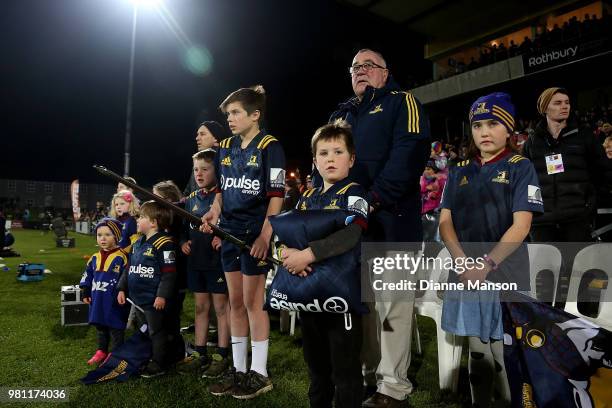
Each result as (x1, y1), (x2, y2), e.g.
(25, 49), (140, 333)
(439, 92), (544, 406)
(280, 121), (368, 408)
(117, 201), (177, 378)
(201, 85), (286, 399)
(177, 149), (231, 378)
(80, 218), (129, 366)
(109, 190), (139, 250)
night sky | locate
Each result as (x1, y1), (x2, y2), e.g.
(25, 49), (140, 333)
(1, 0), (429, 190)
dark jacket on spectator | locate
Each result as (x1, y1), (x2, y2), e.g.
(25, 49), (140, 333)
(522, 119), (607, 225)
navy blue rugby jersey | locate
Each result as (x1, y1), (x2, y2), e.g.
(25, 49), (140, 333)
(184, 187), (222, 271)
(217, 130), (286, 227)
(441, 149), (543, 288)
(119, 232), (177, 306)
(297, 178), (369, 230)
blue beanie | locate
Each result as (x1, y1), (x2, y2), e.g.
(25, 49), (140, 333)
(95, 217), (123, 244)
(469, 92), (515, 133)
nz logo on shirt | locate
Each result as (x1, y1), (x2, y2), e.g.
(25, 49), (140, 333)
(527, 185), (543, 205)
(347, 196), (368, 217)
(270, 168), (286, 190)
(163, 251), (175, 264)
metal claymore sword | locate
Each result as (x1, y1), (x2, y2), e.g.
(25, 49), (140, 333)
(93, 165), (280, 266)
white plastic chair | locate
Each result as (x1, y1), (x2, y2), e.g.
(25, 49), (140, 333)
(564, 244), (612, 331)
(414, 247), (463, 392)
(527, 244), (562, 305)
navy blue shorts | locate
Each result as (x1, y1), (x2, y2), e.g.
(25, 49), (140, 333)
(220, 230), (271, 276)
(187, 267), (227, 294)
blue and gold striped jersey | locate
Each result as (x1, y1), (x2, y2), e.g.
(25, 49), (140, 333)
(296, 178), (369, 230)
(441, 149), (543, 289)
(80, 247), (129, 329)
(217, 130), (286, 229)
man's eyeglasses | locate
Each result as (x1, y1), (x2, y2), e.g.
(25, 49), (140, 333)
(349, 62), (387, 75)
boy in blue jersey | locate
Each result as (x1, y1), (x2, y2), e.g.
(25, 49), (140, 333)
(439, 92), (543, 406)
(202, 85), (285, 399)
(280, 121), (368, 408)
(80, 218), (129, 366)
(177, 149), (231, 378)
(117, 201), (177, 378)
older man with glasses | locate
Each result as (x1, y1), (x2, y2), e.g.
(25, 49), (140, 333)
(316, 49), (430, 407)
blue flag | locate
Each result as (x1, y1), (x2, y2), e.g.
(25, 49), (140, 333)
(502, 292), (612, 407)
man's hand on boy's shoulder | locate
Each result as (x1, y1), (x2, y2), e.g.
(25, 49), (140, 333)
(153, 296), (166, 310)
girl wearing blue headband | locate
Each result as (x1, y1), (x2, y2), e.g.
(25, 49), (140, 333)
(439, 92), (543, 406)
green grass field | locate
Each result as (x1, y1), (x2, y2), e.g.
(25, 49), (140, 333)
(0, 230), (469, 407)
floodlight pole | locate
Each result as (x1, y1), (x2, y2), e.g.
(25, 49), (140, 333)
(124, 5), (138, 177)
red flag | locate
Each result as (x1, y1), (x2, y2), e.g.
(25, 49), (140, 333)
(71, 180), (81, 222)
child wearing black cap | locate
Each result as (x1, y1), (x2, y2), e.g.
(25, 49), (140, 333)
(80, 217), (129, 366)
(439, 92), (543, 406)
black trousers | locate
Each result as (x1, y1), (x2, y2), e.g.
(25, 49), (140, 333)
(301, 312), (363, 408)
(134, 305), (173, 368)
(95, 325), (124, 352)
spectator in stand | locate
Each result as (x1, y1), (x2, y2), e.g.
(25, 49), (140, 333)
(598, 123), (612, 144)
(305, 174), (313, 190)
(522, 87), (610, 242)
(0, 209), (5, 248)
(282, 178), (300, 212)
(420, 161), (444, 215)
(447, 147), (460, 167)
(420, 161), (446, 243)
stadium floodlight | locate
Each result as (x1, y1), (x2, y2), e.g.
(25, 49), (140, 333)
(127, 0), (160, 8)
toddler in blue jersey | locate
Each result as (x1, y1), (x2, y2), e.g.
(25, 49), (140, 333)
(109, 190), (140, 251)
(80, 218), (129, 366)
(201, 85), (285, 399)
(117, 201), (178, 378)
(439, 92), (543, 406)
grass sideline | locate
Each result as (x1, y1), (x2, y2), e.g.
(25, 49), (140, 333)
(0, 229), (469, 407)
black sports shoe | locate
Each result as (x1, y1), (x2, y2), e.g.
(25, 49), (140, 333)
(140, 360), (166, 378)
(231, 370), (273, 399)
(208, 367), (246, 396)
